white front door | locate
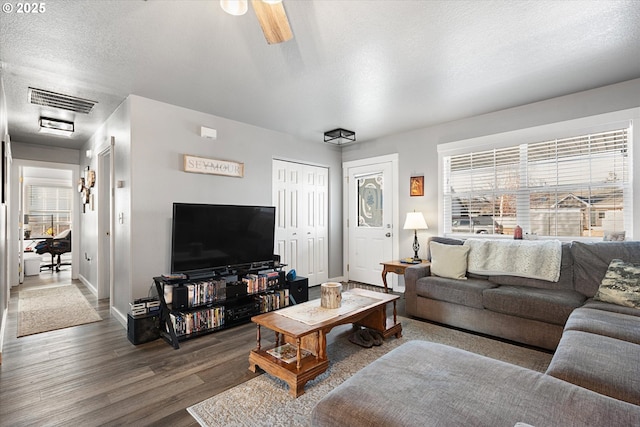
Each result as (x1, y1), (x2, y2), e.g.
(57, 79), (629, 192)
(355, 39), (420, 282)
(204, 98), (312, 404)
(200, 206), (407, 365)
(345, 156), (397, 287)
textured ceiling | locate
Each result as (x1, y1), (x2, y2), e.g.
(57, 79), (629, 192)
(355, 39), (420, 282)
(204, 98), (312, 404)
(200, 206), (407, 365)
(1, 0), (639, 150)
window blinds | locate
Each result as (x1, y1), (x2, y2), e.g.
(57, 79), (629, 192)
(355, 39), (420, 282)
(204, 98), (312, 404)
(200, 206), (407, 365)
(443, 128), (629, 238)
(26, 185), (72, 236)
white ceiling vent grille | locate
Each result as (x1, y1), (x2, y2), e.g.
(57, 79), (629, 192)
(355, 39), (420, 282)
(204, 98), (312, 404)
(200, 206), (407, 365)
(28, 87), (97, 114)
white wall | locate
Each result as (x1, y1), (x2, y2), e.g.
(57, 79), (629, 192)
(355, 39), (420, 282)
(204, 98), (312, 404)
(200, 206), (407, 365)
(11, 142), (80, 165)
(342, 78), (640, 260)
(80, 98), (132, 323)
(81, 95), (342, 325)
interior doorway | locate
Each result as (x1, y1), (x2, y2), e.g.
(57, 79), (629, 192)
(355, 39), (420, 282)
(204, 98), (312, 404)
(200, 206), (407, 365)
(343, 154), (399, 288)
(19, 166), (73, 282)
(11, 160), (80, 288)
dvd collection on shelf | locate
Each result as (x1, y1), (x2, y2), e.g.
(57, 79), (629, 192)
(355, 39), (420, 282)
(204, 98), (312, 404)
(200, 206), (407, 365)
(257, 288), (290, 313)
(162, 271), (282, 306)
(162, 278), (227, 306)
(169, 306), (224, 337)
(243, 271), (281, 294)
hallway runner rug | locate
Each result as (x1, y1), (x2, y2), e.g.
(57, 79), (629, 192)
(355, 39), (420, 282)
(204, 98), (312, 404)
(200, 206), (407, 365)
(187, 316), (553, 427)
(17, 285), (102, 337)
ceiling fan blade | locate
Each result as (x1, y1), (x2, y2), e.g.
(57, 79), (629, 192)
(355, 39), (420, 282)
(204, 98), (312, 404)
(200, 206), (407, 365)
(252, 0), (293, 44)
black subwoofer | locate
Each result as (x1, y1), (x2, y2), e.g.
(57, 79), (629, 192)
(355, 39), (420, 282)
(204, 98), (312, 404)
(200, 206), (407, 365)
(287, 276), (309, 304)
(127, 313), (160, 345)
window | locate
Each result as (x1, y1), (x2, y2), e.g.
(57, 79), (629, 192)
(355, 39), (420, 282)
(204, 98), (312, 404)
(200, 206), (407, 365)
(443, 128), (630, 238)
(25, 185), (72, 237)
(357, 173), (384, 228)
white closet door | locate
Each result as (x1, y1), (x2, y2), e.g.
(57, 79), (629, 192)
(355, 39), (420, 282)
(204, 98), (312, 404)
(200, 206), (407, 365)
(273, 160), (328, 286)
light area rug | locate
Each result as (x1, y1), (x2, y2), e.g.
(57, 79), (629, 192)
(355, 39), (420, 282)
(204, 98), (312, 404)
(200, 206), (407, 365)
(187, 317), (553, 427)
(17, 285), (102, 337)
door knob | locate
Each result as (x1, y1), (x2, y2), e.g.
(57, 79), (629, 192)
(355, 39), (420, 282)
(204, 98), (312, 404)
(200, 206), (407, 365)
(385, 232), (391, 237)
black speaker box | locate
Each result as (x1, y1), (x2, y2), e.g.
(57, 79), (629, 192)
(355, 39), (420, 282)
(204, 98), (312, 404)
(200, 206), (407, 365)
(287, 276), (309, 304)
(127, 313), (160, 345)
(172, 285), (189, 309)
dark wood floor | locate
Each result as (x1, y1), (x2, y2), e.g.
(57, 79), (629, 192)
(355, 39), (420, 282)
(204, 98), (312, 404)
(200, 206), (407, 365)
(0, 273), (402, 426)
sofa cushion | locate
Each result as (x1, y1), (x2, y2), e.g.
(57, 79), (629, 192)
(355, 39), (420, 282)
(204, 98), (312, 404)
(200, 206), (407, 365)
(546, 330), (640, 405)
(311, 341), (640, 427)
(430, 241), (470, 280)
(593, 259), (640, 309)
(581, 298), (640, 317)
(416, 276), (496, 309)
(482, 286), (585, 325)
(565, 307), (640, 345)
(571, 241), (640, 297)
(488, 242), (574, 290)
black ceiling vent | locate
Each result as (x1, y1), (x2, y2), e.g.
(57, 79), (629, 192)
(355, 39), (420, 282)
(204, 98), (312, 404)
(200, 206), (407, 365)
(28, 87), (97, 114)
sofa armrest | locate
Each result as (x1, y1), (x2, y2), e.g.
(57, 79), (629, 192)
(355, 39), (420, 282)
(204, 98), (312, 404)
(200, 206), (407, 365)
(404, 263), (430, 294)
(404, 263), (430, 316)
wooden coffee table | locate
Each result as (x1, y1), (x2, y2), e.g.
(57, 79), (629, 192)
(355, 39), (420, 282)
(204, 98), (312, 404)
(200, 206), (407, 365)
(248, 288), (402, 397)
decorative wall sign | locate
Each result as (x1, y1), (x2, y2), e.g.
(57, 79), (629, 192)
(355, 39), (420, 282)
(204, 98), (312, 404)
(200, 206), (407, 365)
(410, 176), (424, 197)
(183, 154), (244, 178)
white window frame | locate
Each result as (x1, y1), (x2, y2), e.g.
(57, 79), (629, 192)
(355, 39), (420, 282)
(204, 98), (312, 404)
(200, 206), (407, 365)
(437, 108), (639, 241)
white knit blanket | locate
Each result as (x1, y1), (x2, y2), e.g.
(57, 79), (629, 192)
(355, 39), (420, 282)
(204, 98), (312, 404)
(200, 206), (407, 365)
(463, 238), (562, 282)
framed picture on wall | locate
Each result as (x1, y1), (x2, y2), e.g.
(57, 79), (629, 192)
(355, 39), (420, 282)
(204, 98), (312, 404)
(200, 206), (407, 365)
(410, 176), (424, 197)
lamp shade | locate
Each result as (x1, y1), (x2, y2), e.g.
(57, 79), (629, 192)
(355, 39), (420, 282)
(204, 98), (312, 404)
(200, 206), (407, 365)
(220, 0), (248, 15)
(403, 212), (428, 230)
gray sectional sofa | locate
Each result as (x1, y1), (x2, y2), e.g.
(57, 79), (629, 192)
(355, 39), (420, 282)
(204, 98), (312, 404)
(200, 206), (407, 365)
(312, 238), (640, 426)
(404, 237), (640, 351)
(312, 340), (640, 426)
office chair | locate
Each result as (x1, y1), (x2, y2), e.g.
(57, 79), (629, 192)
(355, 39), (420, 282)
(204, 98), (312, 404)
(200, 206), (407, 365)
(36, 229), (71, 272)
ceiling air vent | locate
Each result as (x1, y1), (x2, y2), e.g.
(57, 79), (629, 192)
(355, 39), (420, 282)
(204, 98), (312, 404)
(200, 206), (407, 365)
(28, 87), (97, 114)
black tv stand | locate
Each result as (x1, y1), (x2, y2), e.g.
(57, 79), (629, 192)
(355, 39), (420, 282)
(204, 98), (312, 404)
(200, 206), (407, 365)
(154, 262), (289, 349)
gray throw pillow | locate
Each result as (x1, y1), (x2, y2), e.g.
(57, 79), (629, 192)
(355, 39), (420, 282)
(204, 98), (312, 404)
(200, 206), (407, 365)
(593, 259), (640, 309)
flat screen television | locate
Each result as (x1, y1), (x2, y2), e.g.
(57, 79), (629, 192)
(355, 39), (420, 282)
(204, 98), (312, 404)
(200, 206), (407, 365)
(171, 203), (276, 276)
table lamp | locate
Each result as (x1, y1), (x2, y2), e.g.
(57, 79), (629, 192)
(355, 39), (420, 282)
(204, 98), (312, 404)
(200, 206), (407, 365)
(403, 211), (428, 261)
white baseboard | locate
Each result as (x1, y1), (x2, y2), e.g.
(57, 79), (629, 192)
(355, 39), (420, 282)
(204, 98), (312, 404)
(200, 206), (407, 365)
(78, 274), (98, 297)
(111, 306), (127, 329)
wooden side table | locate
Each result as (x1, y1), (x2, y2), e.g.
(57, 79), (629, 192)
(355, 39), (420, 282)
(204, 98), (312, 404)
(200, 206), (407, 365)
(380, 260), (430, 293)
(380, 260), (429, 329)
